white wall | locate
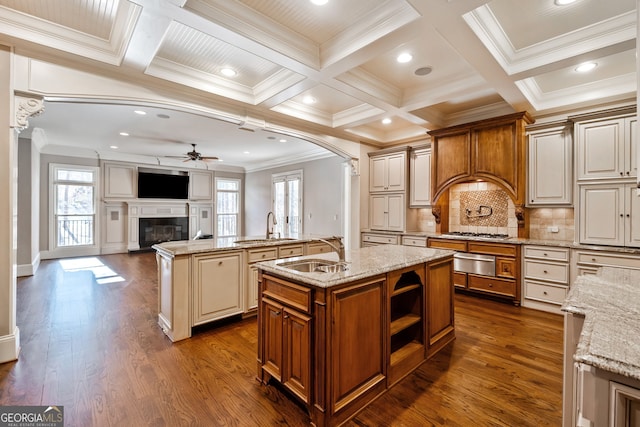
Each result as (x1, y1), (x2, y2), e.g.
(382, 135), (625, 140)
(244, 156), (344, 237)
(17, 138), (40, 276)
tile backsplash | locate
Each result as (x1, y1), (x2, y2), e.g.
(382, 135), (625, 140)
(411, 182), (575, 240)
(449, 182), (517, 236)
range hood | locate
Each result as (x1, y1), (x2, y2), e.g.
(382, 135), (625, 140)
(427, 112), (534, 238)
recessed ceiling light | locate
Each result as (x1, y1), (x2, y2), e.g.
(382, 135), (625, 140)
(397, 53), (413, 63)
(279, 139), (287, 143)
(303, 95), (317, 104)
(575, 62), (597, 73)
(134, 110), (146, 115)
(382, 118), (392, 125)
(119, 132), (129, 136)
(220, 68), (237, 77)
(243, 151), (250, 154)
(554, 0), (577, 5)
(110, 145), (118, 149)
(310, 0), (328, 5)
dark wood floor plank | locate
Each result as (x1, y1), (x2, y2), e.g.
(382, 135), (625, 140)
(0, 253), (563, 426)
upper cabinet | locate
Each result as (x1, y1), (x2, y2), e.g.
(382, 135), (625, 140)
(575, 114), (637, 181)
(428, 112), (532, 205)
(369, 149), (407, 193)
(527, 122), (573, 206)
(189, 170), (213, 201)
(409, 146), (431, 207)
(103, 162), (136, 199)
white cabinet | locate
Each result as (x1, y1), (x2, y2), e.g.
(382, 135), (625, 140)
(579, 183), (640, 248)
(522, 245), (570, 314)
(570, 248), (640, 285)
(527, 124), (572, 205)
(369, 150), (407, 192)
(575, 115), (636, 180)
(189, 170), (213, 200)
(101, 202), (127, 254)
(361, 232), (400, 247)
(370, 194), (405, 232)
(192, 251), (243, 325)
(103, 162), (136, 199)
(409, 147), (431, 207)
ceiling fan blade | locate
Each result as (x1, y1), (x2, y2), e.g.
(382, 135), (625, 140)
(200, 156), (219, 161)
(166, 155), (188, 159)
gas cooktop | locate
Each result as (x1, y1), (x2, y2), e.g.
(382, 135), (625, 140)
(444, 231), (510, 240)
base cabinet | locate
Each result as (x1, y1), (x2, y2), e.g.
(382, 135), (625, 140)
(192, 251), (243, 325)
(258, 257), (455, 427)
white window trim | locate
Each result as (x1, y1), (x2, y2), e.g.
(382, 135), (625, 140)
(46, 163), (101, 259)
(272, 170), (303, 237)
(214, 177), (242, 238)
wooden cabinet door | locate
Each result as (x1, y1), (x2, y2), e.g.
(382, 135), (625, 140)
(192, 252), (243, 325)
(426, 257), (455, 356)
(282, 308), (311, 404)
(262, 298), (284, 381)
(410, 148), (431, 207)
(576, 118), (625, 180)
(330, 279), (385, 417)
(579, 184), (624, 246)
(528, 126), (572, 205)
(431, 130), (471, 201)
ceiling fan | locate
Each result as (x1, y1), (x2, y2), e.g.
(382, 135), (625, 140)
(167, 143), (219, 162)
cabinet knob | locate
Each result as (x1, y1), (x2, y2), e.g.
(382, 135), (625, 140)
(543, 270), (548, 274)
(283, 314), (289, 319)
(627, 214), (630, 217)
(620, 214), (624, 218)
(488, 283), (493, 288)
(218, 261), (223, 266)
(543, 253), (548, 256)
(262, 254), (266, 258)
(627, 171), (630, 175)
(592, 258), (597, 262)
(620, 172), (624, 176)
(543, 291), (548, 295)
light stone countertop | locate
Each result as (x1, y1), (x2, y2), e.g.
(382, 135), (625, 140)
(152, 234), (338, 257)
(562, 267), (640, 381)
(256, 244), (455, 289)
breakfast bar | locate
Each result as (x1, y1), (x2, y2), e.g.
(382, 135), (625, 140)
(255, 244), (456, 427)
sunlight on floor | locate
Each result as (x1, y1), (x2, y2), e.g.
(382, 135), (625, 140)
(58, 257), (126, 284)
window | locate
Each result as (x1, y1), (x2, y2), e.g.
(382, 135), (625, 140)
(215, 178), (241, 237)
(50, 164), (98, 250)
(272, 171), (302, 237)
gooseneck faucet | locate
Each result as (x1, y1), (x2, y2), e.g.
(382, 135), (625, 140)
(266, 211), (278, 239)
(317, 236), (345, 262)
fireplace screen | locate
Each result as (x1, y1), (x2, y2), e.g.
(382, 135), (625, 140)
(139, 217), (189, 248)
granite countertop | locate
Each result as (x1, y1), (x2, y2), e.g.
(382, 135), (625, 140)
(562, 267), (640, 381)
(256, 244), (455, 289)
(153, 234), (338, 257)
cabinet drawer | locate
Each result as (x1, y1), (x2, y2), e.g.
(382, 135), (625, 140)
(453, 272), (467, 289)
(278, 244), (305, 258)
(248, 248), (278, 263)
(523, 246), (569, 262)
(262, 275), (312, 314)
(576, 251), (640, 270)
(427, 238), (467, 251)
(467, 275), (516, 298)
(468, 242), (517, 257)
(524, 260), (569, 284)
(402, 236), (427, 247)
(524, 280), (567, 305)
(362, 233), (400, 245)
(306, 242), (334, 255)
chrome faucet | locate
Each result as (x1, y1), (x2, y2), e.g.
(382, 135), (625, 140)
(317, 236), (345, 262)
(266, 211), (278, 239)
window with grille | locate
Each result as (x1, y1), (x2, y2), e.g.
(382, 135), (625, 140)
(216, 178), (241, 237)
(272, 171), (302, 237)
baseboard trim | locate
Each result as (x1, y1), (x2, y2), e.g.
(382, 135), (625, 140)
(0, 327), (20, 364)
(17, 253), (41, 277)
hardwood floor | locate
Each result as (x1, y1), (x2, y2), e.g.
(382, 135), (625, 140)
(0, 253), (564, 426)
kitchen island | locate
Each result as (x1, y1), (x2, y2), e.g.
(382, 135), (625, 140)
(562, 267), (640, 427)
(153, 235), (341, 342)
(256, 244), (455, 427)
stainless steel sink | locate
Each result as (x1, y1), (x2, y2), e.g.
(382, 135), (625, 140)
(276, 259), (349, 273)
(234, 238), (296, 244)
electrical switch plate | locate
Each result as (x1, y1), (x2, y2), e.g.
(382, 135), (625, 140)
(548, 226), (559, 233)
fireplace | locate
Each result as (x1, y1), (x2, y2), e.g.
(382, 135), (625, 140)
(139, 217), (189, 248)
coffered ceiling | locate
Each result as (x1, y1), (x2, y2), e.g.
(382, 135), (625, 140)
(0, 0), (636, 169)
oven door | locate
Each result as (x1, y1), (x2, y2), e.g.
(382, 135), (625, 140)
(453, 253), (496, 277)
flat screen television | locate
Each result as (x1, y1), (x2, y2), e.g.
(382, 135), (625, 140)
(138, 168), (189, 200)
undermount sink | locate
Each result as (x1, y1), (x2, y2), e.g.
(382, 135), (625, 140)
(234, 238), (296, 244)
(277, 259), (349, 273)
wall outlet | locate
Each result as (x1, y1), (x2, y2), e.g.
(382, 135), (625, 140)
(547, 226), (559, 233)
